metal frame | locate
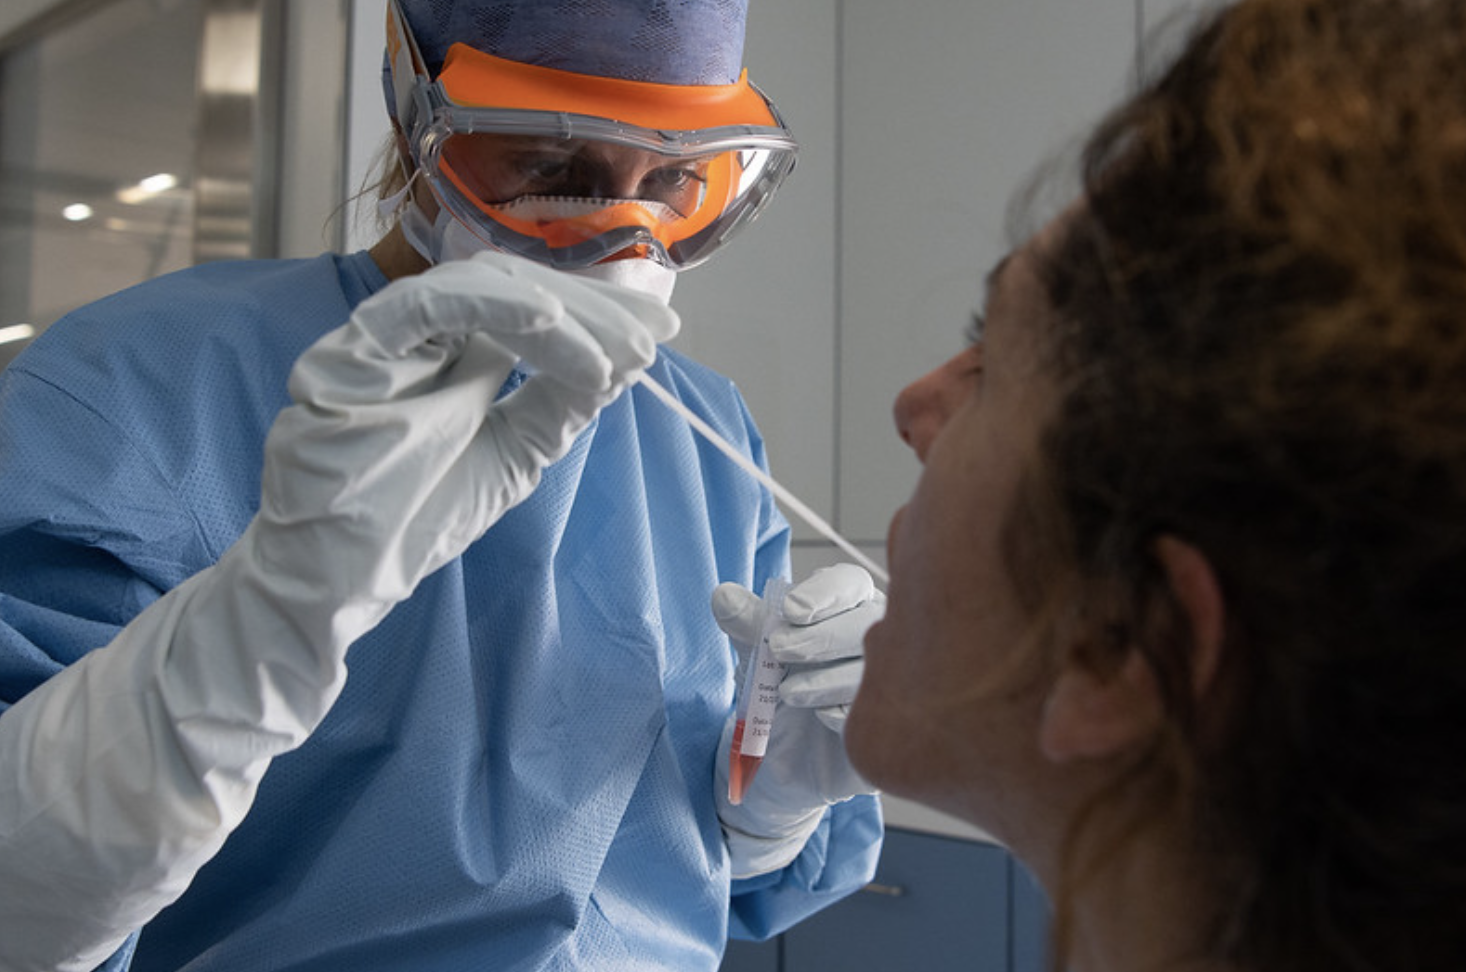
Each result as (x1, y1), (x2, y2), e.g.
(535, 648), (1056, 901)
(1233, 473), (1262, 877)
(194, 0), (283, 262)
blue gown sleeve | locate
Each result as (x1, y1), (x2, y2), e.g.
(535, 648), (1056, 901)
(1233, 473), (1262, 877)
(0, 365), (205, 972)
(0, 369), (198, 710)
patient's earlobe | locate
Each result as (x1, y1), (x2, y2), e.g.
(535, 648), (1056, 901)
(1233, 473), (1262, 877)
(1038, 535), (1224, 764)
(1038, 646), (1162, 763)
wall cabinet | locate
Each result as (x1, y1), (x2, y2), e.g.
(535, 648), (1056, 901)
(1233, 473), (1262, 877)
(720, 829), (1050, 972)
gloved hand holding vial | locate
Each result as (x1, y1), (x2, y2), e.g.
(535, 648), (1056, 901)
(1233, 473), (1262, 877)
(713, 565), (884, 877)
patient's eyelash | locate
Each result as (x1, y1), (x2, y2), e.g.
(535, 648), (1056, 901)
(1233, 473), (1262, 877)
(965, 313), (986, 347)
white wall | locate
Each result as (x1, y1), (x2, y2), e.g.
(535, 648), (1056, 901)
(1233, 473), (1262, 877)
(0, 0), (67, 42)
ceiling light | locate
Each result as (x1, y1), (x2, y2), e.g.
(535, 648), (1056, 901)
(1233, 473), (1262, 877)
(118, 172), (181, 205)
(140, 173), (178, 193)
(63, 203), (94, 222)
(0, 324), (37, 346)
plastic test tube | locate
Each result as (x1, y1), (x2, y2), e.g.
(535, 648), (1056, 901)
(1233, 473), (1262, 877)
(726, 576), (791, 805)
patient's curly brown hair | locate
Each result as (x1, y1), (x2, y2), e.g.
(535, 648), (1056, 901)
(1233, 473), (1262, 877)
(1030, 0), (1466, 969)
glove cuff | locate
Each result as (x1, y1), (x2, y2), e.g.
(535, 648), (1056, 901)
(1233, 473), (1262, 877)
(714, 715), (830, 878)
(720, 808), (825, 879)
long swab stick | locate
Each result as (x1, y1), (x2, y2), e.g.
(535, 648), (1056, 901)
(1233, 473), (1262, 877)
(637, 373), (889, 586)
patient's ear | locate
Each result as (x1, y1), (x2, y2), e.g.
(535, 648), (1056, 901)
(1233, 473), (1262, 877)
(1039, 642), (1162, 763)
(1039, 536), (1224, 763)
(1152, 535), (1225, 698)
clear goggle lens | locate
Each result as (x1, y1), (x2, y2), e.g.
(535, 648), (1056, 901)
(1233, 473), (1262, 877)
(385, 0), (797, 270)
(418, 120), (795, 269)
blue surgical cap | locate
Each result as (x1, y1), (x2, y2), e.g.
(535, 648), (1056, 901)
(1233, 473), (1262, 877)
(396, 0), (750, 86)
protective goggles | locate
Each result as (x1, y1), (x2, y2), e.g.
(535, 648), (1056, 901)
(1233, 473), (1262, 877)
(385, 0), (798, 271)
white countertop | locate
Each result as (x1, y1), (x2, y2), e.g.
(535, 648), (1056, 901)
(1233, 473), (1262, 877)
(877, 794), (997, 844)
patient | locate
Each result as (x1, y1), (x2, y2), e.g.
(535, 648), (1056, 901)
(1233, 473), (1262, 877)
(845, 1), (1466, 970)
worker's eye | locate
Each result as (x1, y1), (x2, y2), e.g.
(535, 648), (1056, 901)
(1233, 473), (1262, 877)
(643, 165), (704, 191)
(513, 153), (575, 185)
(639, 162), (711, 215)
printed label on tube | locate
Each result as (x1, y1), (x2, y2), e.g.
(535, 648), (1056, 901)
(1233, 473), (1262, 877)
(727, 577), (790, 805)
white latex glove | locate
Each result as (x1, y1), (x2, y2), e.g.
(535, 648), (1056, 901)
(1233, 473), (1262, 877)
(0, 250), (678, 972)
(712, 564), (884, 878)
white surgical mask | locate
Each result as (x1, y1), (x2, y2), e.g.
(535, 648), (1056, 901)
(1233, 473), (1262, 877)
(382, 181), (678, 305)
(566, 258), (677, 305)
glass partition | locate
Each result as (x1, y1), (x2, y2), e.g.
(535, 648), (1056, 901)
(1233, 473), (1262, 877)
(0, 0), (284, 369)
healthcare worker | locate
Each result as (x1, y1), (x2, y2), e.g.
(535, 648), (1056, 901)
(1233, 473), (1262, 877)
(0, 1), (884, 969)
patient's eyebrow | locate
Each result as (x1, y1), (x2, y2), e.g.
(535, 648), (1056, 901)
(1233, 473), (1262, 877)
(982, 253), (1013, 310)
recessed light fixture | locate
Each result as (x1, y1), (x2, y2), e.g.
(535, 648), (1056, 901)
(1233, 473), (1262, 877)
(140, 173), (178, 193)
(0, 324), (37, 346)
(62, 203), (94, 222)
(118, 172), (181, 205)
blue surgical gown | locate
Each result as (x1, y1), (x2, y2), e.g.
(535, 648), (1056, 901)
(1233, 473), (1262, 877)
(0, 251), (883, 971)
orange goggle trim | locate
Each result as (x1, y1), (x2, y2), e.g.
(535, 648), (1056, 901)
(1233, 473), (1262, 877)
(437, 147), (741, 248)
(436, 43), (781, 132)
